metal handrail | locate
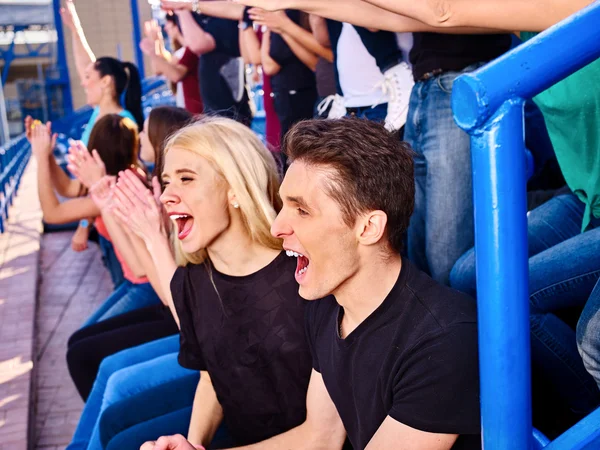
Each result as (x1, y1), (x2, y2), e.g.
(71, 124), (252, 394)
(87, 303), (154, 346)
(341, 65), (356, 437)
(452, 2), (600, 449)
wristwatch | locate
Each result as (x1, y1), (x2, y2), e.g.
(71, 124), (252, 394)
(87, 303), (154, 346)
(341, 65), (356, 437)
(79, 219), (89, 228)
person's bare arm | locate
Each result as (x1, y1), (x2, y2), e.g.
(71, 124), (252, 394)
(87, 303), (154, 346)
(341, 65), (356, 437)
(309, 14), (331, 49)
(60, 0), (96, 83)
(127, 233), (169, 305)
(280, 33), (319, 71)
(365, 416), (457, 450)
(235, 0), (503, 33)
(364, 0), (596, 31)
(140, 39), (189, 83)
(260, 30), (281, 76)
(162, 0), (245, 20)
(221, 370), (346, 450)
(251, 9), (333, 62)
(175, 10), (216, 55)
(111, 172), (180, 327)
(187, 372), (224, 446)
(100, 211), (147, 278)
(240, 27), (262, 65)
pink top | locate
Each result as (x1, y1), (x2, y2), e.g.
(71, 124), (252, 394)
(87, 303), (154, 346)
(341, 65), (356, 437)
(95, 217), (148, 285)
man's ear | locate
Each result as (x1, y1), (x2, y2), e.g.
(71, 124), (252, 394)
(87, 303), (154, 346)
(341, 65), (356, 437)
(356, 210), (388, 246)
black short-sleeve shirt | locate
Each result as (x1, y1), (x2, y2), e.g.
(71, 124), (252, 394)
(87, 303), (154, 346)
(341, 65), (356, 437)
(268, 10), (316, 93)
(172, 252), (312, 446)
(305, 259), (481, 450)
(192, 14), (251, 121)
(410, 33), (512, 80)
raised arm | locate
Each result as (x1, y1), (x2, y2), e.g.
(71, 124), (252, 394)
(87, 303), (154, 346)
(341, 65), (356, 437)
(31, 122), (99, 224)
(60, 0), (96, 83)
(260, 30), (281, 76)
(187, 372), (224, 446)
(160, 7), (216, 55)
(364, 0), (596, 31)
(162, 0), (245, 20)
(111, 171), (180, 327)
(251, 8), (333, 62)
(235, 0), (503, 33)
(140, 38), (188, 83)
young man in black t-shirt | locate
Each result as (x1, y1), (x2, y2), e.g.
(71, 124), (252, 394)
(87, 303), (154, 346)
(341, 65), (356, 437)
(147, 119), (480, 450)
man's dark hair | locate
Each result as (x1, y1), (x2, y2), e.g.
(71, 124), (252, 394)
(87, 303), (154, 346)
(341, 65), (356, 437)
(283, 118), (415, 254)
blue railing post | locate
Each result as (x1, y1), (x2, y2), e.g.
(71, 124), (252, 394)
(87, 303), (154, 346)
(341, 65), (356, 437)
(452, 1), (600, 448)
(460, 94), (532, 450)
(130, 0), (146, 79)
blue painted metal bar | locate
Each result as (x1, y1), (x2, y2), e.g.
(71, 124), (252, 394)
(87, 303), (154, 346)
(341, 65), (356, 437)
(52, 0), (73, 115)
(452, 1), (600, 449)
(544, 407), (600, 450)
(469, 99), (532, 450)
(453, 2), (600, 133)
(130, 0), (146, 79)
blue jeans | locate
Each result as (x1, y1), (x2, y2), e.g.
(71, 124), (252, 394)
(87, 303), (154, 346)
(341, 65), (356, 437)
(67, 335), (181, 450)
(451, 193), (600, 414)
(98, 236), (125, 289)
(345, 103), (388, 122)
(405, 65), (479, 285)
(578, 278), (600, 390)
(82, 281), (161, 327)
(105, 406), (236, 450)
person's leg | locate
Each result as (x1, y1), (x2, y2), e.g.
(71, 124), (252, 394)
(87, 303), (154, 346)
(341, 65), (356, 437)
(85, 353), (196, 450)
(105, 410), (236, 450)
(577, 278), (600, 390)
(96, 282), (161, 322)
(67, 307), (178, 399)
(528, 226), (600, 415)
(406, 68), (474, 285)
(104, 407), (194, 450)
(450, 193), (587, 296)
(97, 235), (125, 289)
(66, 335), (181, 450)
(97, 371), (200, 449)
(81, 281), (132, 328)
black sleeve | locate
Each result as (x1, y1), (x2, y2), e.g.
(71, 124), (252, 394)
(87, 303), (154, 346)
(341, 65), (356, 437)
(198, 15), (240, 57)
(268, 10), (301, 66)
(389, 324), (481, 434)
(304, 300), (321, 373)
(171, 266), (207, 370)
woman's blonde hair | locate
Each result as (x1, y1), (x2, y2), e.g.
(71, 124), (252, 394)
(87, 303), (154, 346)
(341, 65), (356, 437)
(164, 116), (283, 266)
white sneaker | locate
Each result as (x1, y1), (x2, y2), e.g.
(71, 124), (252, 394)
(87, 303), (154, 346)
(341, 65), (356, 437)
(317, 94), (347, 119)
(381, 62), (414, 131)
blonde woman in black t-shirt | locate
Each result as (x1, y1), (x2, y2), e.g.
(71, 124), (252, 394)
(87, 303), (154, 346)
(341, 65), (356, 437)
(106, 117), (315, 449)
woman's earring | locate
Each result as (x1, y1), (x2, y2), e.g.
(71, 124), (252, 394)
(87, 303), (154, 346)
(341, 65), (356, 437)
(232, 202), (240, 209)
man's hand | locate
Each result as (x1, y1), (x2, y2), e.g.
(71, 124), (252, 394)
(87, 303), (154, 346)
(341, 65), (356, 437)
(248, 8), (290, 33)
(233, 0), (289, 11)
(140, 434), (204, 450)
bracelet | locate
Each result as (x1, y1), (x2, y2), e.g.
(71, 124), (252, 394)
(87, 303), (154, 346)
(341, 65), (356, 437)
(192, 0), (199, 13)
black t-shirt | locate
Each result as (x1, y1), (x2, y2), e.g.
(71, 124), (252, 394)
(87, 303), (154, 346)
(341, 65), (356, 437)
(192, 14), (251, 121)
(268, 10), (316, 93)
(410, 33), (512, 81)
(306, 259), (481, 450)
(172, 252), (312, 446)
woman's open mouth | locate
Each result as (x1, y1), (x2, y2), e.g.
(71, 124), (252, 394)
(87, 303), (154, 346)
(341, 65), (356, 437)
(170, 214), (194, 240)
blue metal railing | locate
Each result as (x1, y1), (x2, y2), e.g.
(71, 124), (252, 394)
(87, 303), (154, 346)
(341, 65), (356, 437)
(452, 3), (600, 449)
(0, 76), (175, 233)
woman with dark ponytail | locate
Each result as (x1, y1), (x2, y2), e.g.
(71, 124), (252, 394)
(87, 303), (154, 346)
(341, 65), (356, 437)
(52, 0), (146, 289)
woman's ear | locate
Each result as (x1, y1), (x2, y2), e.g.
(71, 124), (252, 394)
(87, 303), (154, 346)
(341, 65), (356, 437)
(227, 189), (240, 210)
